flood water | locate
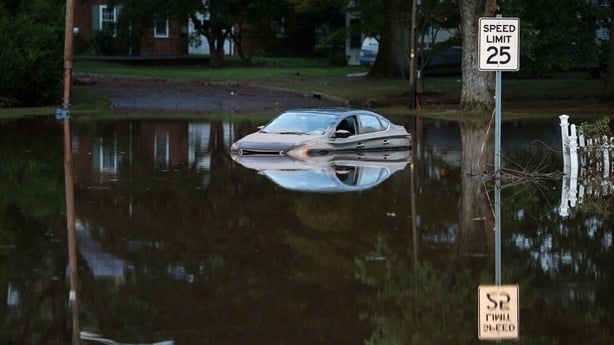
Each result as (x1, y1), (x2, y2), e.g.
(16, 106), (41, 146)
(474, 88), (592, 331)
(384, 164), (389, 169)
(1, 115), (612, 344)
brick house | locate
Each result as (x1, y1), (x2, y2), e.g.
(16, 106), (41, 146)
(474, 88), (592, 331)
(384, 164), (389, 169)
(73, 0), (189, 55)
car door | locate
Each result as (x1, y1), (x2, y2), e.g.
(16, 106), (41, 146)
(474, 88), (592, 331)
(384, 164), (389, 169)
(330, 115), (363, 152)
(354, 113), (391, 150)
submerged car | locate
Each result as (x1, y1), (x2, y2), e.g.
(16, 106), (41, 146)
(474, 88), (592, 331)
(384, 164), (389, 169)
(230, 108), (412, 159)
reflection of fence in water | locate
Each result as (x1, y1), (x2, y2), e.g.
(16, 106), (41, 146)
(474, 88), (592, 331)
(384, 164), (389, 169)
(558, 115), (613, 217)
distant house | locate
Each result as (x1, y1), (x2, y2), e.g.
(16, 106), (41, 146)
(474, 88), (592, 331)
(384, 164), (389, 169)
(73, 0), (188, 55)
(73, 0), (232, 56)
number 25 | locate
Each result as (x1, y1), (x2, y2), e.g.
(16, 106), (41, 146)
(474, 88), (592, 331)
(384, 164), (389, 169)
(486, 46), (511, 65)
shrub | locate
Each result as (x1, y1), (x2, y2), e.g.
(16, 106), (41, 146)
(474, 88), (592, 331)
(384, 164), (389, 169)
(0, 2), (64, 107)
(577, 116), (612, 138)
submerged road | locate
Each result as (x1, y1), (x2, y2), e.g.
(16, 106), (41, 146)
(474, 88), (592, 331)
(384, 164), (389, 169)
(77, 75), (344, 114)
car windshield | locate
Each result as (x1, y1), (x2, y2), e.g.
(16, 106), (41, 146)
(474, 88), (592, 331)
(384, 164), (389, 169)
(262, 112), (337, 135)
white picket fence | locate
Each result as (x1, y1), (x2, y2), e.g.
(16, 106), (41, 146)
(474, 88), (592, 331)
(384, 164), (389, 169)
(558, 115), (613, 216)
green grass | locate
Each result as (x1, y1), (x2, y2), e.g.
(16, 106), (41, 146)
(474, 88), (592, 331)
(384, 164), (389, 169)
(502, 74), (605, 101)
(0, 87), (113, 120)
(2, 56), (611, 120)
(0, 106), (58, 119)
(74, 59), (365, 81)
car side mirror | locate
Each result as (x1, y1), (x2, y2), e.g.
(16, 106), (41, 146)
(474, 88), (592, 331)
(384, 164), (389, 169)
(335, 129), (352, 138)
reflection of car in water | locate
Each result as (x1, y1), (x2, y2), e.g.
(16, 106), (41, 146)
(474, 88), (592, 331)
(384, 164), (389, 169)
(230, 108), (412, 160)
(231, 150), (411, 193)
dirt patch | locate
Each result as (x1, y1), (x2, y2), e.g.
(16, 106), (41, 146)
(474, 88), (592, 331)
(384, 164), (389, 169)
(77, 75), (345, 115)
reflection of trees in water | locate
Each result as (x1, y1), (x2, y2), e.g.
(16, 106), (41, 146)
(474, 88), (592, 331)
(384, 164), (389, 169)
(455, 121), (494, 272)
(70, 119), (393, 342)
(0, 119), (72, 343)
(356, 117), (614, 344)
(355, 236), (477, 345)
(355, 120), (493, 345)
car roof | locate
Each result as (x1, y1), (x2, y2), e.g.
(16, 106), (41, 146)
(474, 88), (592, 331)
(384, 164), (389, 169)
(283, 107), (382, 118)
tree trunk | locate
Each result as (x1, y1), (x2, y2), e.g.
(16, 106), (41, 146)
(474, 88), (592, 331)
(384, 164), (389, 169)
(368, 1), (409, 80)
(208, 35), (226, 68)
(458, 0), (497, 111)
(455, 120), (494, 269)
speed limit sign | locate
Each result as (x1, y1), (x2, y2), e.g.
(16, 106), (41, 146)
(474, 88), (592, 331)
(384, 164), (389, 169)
(479, 17), (520, 71)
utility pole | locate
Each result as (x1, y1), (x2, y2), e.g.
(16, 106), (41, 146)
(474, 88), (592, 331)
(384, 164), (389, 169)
(408, 0), (419, 109)
(62, 0), (80, 344)
(63, 0), (75, 110)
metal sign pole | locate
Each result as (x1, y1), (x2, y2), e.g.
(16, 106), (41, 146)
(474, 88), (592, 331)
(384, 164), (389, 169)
(495, 70), (502, 286)
(478, 15), (520, 341)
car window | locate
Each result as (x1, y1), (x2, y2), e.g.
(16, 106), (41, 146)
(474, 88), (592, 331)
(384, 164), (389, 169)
(356, 167), (388, 186)
(336, 116), (357, 135)
(335, 166), (357, 185)
(263, 112), (336, 134)
(358, 114), (384, 134)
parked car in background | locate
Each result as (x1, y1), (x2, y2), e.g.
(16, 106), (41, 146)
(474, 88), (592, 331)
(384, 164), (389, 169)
(359, 38), (461, 71)
(589, 62), (608, 78)
(230, 108), (412, 159)
(358, 37), (379, 68)
(424, 46), (462, 68)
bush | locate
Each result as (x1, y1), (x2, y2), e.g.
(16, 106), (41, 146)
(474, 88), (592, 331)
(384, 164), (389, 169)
(0, 3), (64, 107)
(577, 116), (612, 138)
(90, 29), (119, 56)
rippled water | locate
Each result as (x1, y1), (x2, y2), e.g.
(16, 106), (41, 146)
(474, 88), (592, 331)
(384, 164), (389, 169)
(1, 115), (612, 344)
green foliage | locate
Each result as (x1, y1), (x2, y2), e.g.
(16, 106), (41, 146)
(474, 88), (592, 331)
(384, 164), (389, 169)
(356, 235), (478, 345)
(577, 116), (612, 138)
(0, 118), (65, 281)
(501, 0), (608, 77)
(0, 1), (64, 107)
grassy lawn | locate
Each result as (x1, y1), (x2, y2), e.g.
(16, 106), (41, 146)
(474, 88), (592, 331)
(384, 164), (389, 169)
(2, 56), (611, 120)
(73, 58), (366, 81)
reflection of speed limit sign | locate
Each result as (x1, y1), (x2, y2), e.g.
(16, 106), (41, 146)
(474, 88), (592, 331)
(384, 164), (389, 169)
(479, 17), (520, 71)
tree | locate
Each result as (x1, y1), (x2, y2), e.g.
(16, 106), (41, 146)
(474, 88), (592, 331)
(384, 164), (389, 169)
(226, 0), (289, 65)
(0, 0), (64, 107)
(500, 0), (606, 78)
(185, 0), (233, 67)
(418, 0), (460, 49)
(457, 0), (497, 112)
(359, 0), (411, 80)
(289, 0), (414, 79)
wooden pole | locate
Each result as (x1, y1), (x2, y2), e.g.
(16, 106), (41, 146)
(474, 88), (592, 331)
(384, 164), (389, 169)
(62, 0), (80, 344)
(63, 115), (80, 345)
(63, 0), (75, 110)
(408, 0), (418, 109)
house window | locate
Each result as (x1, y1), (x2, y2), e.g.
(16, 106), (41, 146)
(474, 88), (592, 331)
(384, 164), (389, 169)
(100, 5), (117, 34)
(350, 18), (361, 48)
(154, 14), (169, 38)
(154, 132), (170, 168)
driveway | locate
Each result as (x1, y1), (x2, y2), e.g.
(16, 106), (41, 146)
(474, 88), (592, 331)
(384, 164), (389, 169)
(77, 75), (345, 114)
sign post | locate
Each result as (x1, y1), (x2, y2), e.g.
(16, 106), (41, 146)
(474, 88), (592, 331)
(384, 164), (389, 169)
(478, 16), (520, 342)
(478, 16), (520, 285)
(479, 17), (520, 72)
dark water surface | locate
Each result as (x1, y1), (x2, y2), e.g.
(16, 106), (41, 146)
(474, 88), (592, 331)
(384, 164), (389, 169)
(1, 116), (612, 344)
